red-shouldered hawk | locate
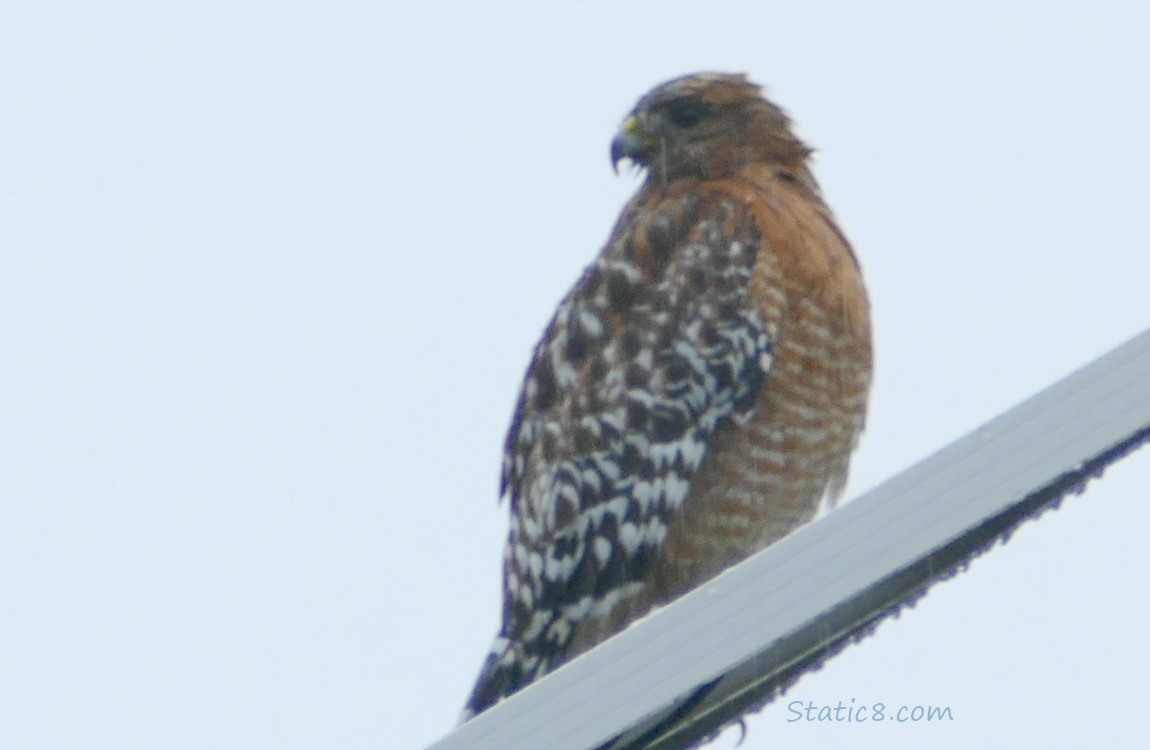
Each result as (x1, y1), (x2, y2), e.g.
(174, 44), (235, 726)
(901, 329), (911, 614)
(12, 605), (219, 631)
(462, 72), (872, 720)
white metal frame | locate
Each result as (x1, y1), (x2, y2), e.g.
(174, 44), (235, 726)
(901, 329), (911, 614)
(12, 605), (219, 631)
(426, 327), (1150, 750)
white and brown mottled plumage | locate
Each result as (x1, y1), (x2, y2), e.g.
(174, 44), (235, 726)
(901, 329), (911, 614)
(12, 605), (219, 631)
(462, 72), (871, 719)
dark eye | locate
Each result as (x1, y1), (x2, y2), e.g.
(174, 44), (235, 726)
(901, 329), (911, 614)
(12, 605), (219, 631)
(664, 101), (709, 128)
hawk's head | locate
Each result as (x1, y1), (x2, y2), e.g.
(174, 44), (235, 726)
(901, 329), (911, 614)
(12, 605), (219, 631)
(610, 72), (813, 184)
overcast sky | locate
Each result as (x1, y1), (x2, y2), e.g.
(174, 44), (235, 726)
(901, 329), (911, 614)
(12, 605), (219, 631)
(4, 2), (1150, 749)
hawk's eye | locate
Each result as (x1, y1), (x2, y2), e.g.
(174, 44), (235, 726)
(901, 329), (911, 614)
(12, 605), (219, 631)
(664, 101), (709, 128)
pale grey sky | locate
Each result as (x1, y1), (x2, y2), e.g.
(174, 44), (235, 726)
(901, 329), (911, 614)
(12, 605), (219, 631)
(3, 2), (1150, 749)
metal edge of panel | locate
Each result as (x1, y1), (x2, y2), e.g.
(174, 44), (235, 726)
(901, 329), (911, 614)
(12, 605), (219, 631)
(426, 327), (1150, 750)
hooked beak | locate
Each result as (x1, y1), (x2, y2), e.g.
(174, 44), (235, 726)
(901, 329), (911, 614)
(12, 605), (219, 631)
(610, 115), (647, 174)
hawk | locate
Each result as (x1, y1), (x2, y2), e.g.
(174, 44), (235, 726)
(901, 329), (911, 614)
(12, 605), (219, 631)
(462, 72), (872, 720)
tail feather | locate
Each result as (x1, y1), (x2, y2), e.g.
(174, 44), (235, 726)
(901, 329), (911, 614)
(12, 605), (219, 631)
(460, 635), (538, 723)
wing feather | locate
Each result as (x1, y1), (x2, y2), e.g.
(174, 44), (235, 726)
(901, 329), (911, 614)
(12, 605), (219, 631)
(464, 191), (774, 716)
